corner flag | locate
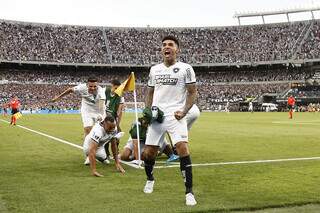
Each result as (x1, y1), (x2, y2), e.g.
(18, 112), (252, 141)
(114, 73), (135, 96)
(114, 72), (142, 167)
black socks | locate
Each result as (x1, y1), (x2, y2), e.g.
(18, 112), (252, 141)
(180, 155), (193, 194)
(144, 158), (155, 181)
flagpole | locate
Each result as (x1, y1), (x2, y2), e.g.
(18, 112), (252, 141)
(132, 73), (142, 167)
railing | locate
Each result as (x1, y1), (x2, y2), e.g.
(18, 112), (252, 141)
(1, 51), (320, 67)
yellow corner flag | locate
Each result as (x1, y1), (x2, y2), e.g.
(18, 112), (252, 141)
(114, 72), (136, 96)
(13, 112), (22, 120)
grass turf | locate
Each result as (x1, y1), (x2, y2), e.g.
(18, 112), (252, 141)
(0, 112), (320, 212)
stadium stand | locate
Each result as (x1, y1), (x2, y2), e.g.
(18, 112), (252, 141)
(0, 19), (320, 111)
(0, 19), (319, 65)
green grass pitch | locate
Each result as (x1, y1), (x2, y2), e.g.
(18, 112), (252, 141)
(1, 112), (320, 212)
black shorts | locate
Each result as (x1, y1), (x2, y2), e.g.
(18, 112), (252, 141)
(11, 108), (19, 115)
(288, 105), (293, 110)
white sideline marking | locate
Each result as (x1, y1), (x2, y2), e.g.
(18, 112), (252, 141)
(0, 119), (140, 169)
(156, 161), (179, 165)
(154, 157), (320, 169)
(3, 119), (320, 170)
(272, 120), (320, 125)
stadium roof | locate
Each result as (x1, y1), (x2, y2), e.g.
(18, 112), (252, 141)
(234, 5), (320, 25)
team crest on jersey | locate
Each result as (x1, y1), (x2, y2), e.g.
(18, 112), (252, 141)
(155, 74), (178, 85)
(173, 67), (180, 73)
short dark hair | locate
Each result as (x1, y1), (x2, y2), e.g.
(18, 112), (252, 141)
(111, 79), (121, 86)
(104, 115), (115, 123)
(88, 76), (98, 83)
(162, 35), (179, 47)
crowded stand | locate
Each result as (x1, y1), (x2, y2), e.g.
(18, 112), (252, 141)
(1, 19), (319, 111)
(0, 68), (311, 111)
(0, 21), (108, 64)
(0, 19), (319, 65)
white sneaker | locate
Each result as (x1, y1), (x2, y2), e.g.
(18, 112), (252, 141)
(114, 132), (125, 139)
(143, 180), (154, 194)
(185, 193), (197, 206)
(103, 158), (110, 164)
(84, 157), (90, 165)
(130, 160), (142, 165)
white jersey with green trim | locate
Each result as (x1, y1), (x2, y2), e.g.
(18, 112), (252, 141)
(147, 61), (196, 116)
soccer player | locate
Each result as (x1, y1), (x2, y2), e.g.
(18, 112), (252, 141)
(104, 79), (125, 158)
(287, 95), (296, 119)
(83, 115), (125, 177)
(9, 96), (20, 125)
(120, 116), (149, 162)
(248, 101), (253, 113)
(51, 77), (106, 136)
(225, 101), (230, 113)
(105, 79), (125, 129)
(142, 36), (197, 206)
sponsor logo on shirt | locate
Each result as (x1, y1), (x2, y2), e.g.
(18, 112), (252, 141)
(155, 74), (178, 85)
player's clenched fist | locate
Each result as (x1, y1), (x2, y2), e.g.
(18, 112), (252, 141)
(174, 111), (186, 120)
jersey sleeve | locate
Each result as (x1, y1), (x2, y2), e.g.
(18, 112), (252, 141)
(185, 65), (196, 84)
(73, 84), (85, 95)
(147, 68), (155, 87)
(90, 127), (103, 144)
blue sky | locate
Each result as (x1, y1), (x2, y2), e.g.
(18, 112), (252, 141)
(1, 0), (320, 27)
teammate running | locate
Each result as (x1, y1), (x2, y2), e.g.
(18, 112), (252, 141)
(51, 77), (106, 137)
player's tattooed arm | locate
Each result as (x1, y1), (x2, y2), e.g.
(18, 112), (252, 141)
(51, 87), (73, 102)
(184, 83), (197, 114)
(145, 87), (154, 108)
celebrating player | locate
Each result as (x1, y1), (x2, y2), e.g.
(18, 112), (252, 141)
(142, 36), (198, 206)
(9, 96), (20, 125)
(51, 77), (106, 137)
(287, 95), (296, 119)
(83, 115), (125, 177)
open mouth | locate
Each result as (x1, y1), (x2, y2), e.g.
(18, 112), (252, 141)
(164, 50), (171, 57)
